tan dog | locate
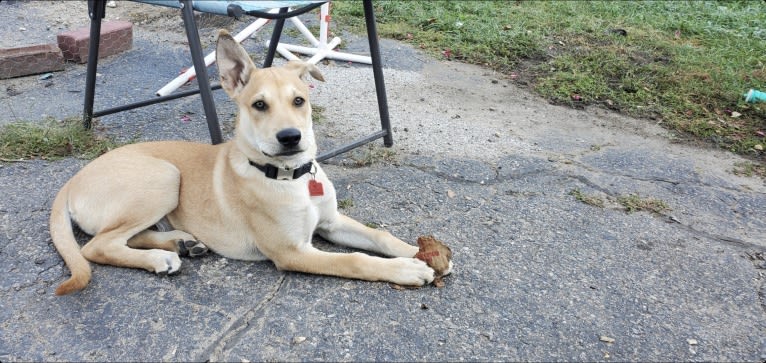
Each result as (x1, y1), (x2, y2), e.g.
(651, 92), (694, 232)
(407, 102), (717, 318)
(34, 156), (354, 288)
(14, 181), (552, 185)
(49, 30), (448, 295)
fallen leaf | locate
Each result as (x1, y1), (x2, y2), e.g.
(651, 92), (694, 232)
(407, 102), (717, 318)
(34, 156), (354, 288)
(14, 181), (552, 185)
(599, 335), (615, 343)
(754, 144), (763, 151)
(687, 339), (698, 345)
(571, 94), (582, 101)
(730, 111), (742, 118)
(447, 189), (456, 198)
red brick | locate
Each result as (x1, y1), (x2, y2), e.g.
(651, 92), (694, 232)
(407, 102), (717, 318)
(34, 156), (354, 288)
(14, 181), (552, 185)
(0, 44), (64, 79)
(57, 20), (133, 63)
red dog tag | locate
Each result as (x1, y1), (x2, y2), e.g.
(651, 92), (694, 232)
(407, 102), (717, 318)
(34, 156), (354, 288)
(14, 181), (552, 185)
(308, 179), (324, 197)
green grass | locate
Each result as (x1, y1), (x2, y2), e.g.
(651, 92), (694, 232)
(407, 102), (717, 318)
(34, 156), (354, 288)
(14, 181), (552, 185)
(617, 193), (670, 215)
(350, 143), (398, 167)
(312, 104), (326, 124)
(332, 1), (766, 160)
(338, 198), (354, 209)
(0, 117), (120, 161)
(732, 161), (766, 178)
(569, 188), (605, 208)
(570, 188), (671, 215)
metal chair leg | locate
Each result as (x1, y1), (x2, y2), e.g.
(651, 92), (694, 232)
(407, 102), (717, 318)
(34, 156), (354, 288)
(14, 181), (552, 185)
(83, 0), (106, 129)
(180, 0), (223, 144)
(263, 7), (289, 68)
(363, 0), (393, 147)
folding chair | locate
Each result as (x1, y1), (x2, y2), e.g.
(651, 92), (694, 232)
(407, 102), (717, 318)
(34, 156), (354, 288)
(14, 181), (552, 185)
(82, 0), (393, 162)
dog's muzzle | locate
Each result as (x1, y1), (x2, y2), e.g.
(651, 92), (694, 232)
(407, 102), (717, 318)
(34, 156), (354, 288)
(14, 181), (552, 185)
(276, 128), (301, 148)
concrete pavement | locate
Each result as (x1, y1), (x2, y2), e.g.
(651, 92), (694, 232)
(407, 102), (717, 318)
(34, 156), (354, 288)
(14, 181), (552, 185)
(1, 1), (765, 361)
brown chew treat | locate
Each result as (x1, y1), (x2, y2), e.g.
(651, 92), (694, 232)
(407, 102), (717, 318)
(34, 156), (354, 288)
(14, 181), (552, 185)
(414, 235), (453, 287)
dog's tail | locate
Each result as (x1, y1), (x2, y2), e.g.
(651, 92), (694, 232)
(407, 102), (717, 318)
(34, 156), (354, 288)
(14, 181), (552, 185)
(49, 181), (91, 295)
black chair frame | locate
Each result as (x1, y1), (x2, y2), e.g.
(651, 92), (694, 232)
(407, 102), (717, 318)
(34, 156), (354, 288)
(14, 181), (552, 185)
(83, 0), (392, 162)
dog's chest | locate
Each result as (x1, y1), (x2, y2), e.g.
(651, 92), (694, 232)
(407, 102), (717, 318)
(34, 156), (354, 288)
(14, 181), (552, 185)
(198, 200), (321, 261)
(211, 181), (329, 260)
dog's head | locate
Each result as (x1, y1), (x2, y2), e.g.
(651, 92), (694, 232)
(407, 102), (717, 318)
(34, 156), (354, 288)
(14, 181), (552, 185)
(216, 30), (324, 169)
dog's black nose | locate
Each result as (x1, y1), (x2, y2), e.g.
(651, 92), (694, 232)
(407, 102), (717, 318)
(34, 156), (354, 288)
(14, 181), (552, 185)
(276, 128), (302, 147)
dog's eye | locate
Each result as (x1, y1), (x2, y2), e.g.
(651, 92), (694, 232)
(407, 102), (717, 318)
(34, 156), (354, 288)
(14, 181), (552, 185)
(252, 100), (267, 111)
(293, 97), (305, 107)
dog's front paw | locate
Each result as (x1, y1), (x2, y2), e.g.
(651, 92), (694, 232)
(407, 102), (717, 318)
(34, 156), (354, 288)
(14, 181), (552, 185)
(176, 239), (209, 257)
(390, 257), (435, 286)
(151, 250), (182, 275)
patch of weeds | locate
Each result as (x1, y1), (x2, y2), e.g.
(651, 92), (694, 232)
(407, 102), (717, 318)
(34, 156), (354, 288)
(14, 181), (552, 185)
(312, 104), (326, 124)
(337, 198), (354, 210)
(569, 188), (605, 208)
(351, 144), (397, 167)
(283, 27), (304, 40)
(0, 117), (120, 161)
(364, 222), (380, 229)
(732, 161), (766, 178)
(617, 193), (670, 215)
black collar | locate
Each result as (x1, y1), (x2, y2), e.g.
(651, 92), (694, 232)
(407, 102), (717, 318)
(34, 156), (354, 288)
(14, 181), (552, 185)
(248, 160), (314, 180)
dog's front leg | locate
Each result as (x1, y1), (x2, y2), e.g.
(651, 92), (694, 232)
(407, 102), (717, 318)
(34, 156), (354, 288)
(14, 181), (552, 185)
(317, 213), (418, 257)
(270, 245), (434, 286)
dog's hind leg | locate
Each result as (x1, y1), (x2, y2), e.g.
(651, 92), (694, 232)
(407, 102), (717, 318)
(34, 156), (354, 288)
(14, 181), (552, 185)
(128, 230), (209, 257)
(69, 154), (188, 274)
(81, 225), (183, 274)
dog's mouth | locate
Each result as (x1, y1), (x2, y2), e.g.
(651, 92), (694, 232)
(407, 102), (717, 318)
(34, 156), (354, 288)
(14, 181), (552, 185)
(263, 149), (303, 158)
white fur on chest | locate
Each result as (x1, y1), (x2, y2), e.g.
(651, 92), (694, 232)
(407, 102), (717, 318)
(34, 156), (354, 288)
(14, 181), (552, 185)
(206, 164), (336, 261)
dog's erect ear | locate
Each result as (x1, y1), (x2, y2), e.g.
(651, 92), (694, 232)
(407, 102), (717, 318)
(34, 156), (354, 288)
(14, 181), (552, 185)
(284, 60), (325, 82)
(216, 30), (256, 97)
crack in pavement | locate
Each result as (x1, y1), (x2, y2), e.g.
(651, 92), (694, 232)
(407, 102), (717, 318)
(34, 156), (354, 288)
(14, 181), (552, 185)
(199, 274), (287, 362)
(402, 162), (495, 186)
(559, 157), (766, 196)
(567, 173), (766, 251)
